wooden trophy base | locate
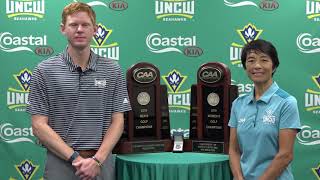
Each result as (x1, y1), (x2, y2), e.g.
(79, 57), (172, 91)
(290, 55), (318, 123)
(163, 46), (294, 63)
(113, 139), (173, 154)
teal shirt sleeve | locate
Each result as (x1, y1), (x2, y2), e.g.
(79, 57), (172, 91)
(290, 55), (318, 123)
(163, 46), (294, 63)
(279, 96), (301, 132)
(228, 98), (239, 128)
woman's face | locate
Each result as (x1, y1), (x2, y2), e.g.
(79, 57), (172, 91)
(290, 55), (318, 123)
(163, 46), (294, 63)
(245, 50), (274, 86)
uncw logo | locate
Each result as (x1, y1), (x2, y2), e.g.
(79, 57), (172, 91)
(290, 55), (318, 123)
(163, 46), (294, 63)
(312, 164), (320, 179)
(12, 160), (40, 180)
(155, 0), (195, 22)
(162, 69), (190, 113)
(91, 23), (120, 60)
(6, 0), (45, 21)
(305, 73), (320, 114)
(306, 0), (320, 22)
(229, 23), (263, 67)
(7, 68), (32, 112)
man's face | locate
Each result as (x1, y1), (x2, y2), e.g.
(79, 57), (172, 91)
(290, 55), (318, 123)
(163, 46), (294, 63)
(61, 11), (97, 50)
(245, 50), (274, 86)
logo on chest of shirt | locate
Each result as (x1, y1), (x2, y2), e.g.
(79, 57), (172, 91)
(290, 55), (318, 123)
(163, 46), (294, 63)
(262, 109), (276, 125)
(94, 79), (106, 88)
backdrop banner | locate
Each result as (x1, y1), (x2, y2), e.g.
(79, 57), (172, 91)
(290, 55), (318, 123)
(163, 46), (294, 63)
(0, 0), (319, 179)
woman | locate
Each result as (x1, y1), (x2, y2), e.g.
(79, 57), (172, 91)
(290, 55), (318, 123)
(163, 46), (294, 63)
(228, 39), (301, 180)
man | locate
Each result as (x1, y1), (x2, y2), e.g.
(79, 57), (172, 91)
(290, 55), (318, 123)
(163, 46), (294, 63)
(27, 2), (131, 180)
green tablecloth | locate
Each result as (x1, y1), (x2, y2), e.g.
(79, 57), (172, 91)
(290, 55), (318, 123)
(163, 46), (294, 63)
(116, 152), (232, 180)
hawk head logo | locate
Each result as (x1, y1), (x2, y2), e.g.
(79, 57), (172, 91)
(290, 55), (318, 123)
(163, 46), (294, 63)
(15, 160), (39, 180)
(93, 23), (112, 47)
(312, 164), (320, 179)
(312, 74), (320, 89)
(15, 69), (32, 91)
(237, 23), (263, 44)
(162, 70), (187, 93)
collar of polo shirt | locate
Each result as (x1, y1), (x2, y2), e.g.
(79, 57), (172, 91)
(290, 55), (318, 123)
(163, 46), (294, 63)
(62, 47), (98, 72)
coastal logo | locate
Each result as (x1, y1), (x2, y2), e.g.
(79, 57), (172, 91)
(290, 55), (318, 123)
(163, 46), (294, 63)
(6, 0), (45, 21)
(73, 0), (108, 7)
(296, 33), (320, 53)
(73, 0), (128, 11)
(155, 0), (195, 22)
(229, 23), (263, 67)
(7, 68), (32, 112)
(305, 73), (320, 114)
(15, 160), (39, 180)
(91, 23), (120, 60)
(146, 33), (202, 57)
(297, 125), (320, 146)
(162, 69), (191, 113)
(0, 32), (48, 56)
(312, 164), (320, 179)
(0, 122), (34, 144)
(231, 79), (254, 96)
(306, 0), (320, 22)
(224, 0), (279, 11)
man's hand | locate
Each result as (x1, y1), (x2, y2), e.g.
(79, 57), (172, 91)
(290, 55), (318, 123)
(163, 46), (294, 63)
(72, 156), (84, 171)
(73, 157), (101, 180)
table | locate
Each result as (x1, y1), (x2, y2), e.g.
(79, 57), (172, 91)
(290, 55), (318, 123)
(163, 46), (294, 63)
(116, 152), (232, 180)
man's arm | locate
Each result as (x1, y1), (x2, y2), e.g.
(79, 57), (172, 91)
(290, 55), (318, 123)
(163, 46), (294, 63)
(259, 129), (297, 180)
(31, 114), (77, 161)
(94, 112), (124, 162)
(229, 127), (244, 180)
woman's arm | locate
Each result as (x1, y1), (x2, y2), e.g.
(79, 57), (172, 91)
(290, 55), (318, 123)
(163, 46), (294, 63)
(229, 127), (245, 180)
(259, 129), (297, 180)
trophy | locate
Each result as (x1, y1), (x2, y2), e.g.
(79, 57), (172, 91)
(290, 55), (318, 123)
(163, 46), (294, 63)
(185, 62), (238, 154)
(113, 62), (172, 153)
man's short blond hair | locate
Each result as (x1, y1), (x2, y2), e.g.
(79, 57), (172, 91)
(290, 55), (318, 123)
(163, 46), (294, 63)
(61, 2), (96, 25)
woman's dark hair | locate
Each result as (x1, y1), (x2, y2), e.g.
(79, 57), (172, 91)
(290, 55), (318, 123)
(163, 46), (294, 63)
(241, 39), (279, 74)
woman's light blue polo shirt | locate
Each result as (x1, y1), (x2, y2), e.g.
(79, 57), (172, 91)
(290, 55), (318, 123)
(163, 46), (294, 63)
(228, 82), (301, 180)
